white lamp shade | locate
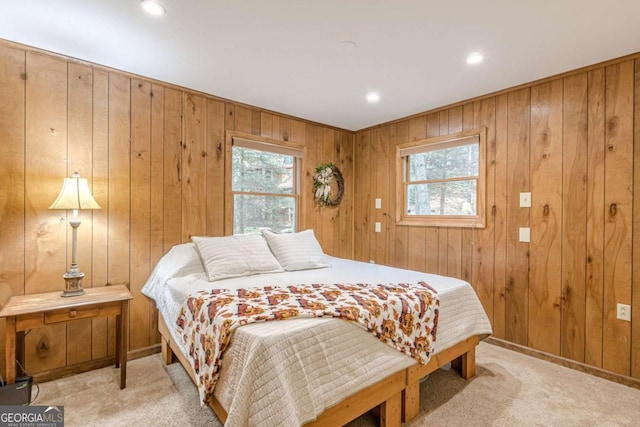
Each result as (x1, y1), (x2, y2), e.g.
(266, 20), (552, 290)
(49, 173), (101, 210)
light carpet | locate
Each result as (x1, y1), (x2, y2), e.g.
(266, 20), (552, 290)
(35, 342), (640, 426)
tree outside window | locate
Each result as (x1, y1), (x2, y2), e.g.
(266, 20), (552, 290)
(230, 138), (301, 234)
(396, 129), (486, 228)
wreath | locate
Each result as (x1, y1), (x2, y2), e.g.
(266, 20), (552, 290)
(313, 163), (344, 207)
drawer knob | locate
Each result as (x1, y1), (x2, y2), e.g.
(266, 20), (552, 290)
(69, 310), (77, 318)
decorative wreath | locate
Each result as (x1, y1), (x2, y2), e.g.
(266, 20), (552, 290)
(313, 163), (344, 207)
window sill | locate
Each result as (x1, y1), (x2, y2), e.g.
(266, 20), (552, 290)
(396, 216), (485, 229)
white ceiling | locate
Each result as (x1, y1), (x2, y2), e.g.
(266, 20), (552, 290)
(2, 0), (640, 131)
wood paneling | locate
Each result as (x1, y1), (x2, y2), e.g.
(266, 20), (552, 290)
(354, 56), (640, 380)
(602, 62), (633, 376)
(206, 99), (225, 237)
(374, 128), (389, 264)
(182, 94), (207, 241)
(149, 83), (165, 343)
(493, 94), (509, 340)
(162, 88), (183, 251)
(354, 130), (371, 262)
(0, 45), (25, 372)
(66, 63), (94, 365)
(504, 88), (530, 347)
(107, 72), (131, 357)
(529, 80), (563, 355)
(24, 52), (68, 373)
(562, 73), (588, 362)
(339, 131), (354, 259)
(472, 98), (497, 325)
(633, 58), (640, 379)
(585, 68), (606, 367)
(91, 68), (109, 360)
(130, 79), (152, 350)
(0, 41), (354, 378)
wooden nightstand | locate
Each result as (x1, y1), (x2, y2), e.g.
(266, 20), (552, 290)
(0, 285), (133, 389)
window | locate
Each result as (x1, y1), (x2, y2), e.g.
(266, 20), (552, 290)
(228, 135), (302, 235)
(396, 129), (486, 228)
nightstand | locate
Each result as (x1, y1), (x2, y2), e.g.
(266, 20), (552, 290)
(0, 285), (133, 389)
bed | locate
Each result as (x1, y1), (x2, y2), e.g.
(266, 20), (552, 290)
(142, 235), (492, 426)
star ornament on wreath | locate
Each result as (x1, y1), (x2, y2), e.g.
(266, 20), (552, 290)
(313, 163), (344, 207)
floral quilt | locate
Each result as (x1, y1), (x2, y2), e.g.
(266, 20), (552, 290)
(176, 282), (439, 405)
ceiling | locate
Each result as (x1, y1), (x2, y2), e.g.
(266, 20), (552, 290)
(2, 1), (640, 131)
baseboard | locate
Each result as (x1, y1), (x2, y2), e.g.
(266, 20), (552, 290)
(128, 344), (161, 360)
(32, 344), (161, 383)
(485, 337), (640, 391)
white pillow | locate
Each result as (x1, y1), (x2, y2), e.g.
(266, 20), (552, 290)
(262, 229), (331, 271)
(158, 243), (204, 279)
(192, 234), (284, 282)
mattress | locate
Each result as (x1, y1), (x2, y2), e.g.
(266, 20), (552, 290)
(142, 243), (492, 426)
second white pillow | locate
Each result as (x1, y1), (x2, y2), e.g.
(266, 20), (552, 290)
(263, 229), (331, 271)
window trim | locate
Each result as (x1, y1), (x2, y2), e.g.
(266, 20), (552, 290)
(395, 128), (487, 228)
(225, 131), (303, 235)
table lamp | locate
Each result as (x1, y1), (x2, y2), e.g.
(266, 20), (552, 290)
(49, 172), (101, 296)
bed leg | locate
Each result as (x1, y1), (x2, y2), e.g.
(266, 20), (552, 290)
(451, 347), (476, 380)
(380, 390), (401, 427)
(161, 337), (174, 365)
(402, 381), (420, 422)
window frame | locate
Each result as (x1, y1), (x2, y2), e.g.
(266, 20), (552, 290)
(225, 131), (303, 235)
(395, 128), (486, 228)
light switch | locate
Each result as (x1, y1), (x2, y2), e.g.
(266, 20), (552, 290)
(519, 227), (530, 243)
(375, 198), (382, 209)
(520, 192), (531, 208)
(375, 222), (382, 233)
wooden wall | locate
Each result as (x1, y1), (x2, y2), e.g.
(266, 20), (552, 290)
(354, 56), (640, 379)
(0, 41), (353, 376)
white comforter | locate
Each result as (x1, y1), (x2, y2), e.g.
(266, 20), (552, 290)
(142, 243), (492, 426)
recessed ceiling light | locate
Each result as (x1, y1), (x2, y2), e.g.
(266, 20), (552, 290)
(466, 52), (484, 65)
(140, 0), (166, 16)
(366, 92), (380, 103)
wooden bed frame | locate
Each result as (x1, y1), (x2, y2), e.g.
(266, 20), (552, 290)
(158, 314), (480, 426)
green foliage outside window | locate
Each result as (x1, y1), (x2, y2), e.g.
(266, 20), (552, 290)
(407, 143), (479, 216)
(232, 146), (296, 234)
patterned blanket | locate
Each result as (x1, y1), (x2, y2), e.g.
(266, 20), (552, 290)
(176, 282), (439, 405)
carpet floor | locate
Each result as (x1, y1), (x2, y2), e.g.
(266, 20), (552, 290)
(35, 342), (640, 426)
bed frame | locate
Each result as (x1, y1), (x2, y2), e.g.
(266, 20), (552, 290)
(158, 314), (480, 426)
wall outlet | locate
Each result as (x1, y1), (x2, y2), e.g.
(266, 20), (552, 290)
(519, 227), (530, 243)
(375, 198), (382, 209)
(375, 222), (382, 233)
(617, 303), (631, 322)
(520, 192), (531, 208)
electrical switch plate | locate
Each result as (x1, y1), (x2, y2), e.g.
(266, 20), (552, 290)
(375, 198), (382, 209)
(520, 192), (531, 208)
(519, 227), (530, 243)
(375, 222), (382, 233)
(617, 303), (631, 321)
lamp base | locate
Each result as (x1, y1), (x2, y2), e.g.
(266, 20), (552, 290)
(62, 270), (85, 297)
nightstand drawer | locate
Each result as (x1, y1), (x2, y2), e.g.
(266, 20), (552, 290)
(45, 305), (100, 323)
